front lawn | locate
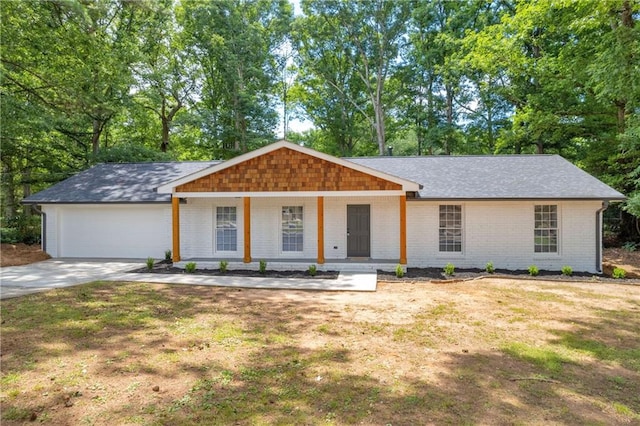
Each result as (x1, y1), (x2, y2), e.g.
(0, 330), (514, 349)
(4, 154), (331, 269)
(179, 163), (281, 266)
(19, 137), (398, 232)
(1, 279), (639, 425)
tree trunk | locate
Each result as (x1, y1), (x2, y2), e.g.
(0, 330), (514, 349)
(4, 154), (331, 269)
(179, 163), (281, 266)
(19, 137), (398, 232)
(161, 116), (170, 153)
(22, 167), (32, 217)
(92, 119), (102, 154)
(445, 83), (454, 155)
(2, 162), (17, 220)
(373, 87), (386, 156)
(616, 101), (626, 134)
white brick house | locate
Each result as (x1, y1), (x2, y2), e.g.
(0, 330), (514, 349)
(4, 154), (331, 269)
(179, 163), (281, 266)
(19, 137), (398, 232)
(24, 140), (625, 273)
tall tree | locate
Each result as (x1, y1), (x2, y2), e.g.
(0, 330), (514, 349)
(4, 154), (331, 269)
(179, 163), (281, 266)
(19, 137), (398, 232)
(299, 0), (410, 155)
(178, 0), (292, 155)
(291, 12), (370, 156)
(133, 0), (197, 153)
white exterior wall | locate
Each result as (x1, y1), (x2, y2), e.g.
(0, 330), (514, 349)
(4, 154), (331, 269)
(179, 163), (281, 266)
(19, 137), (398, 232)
(250, 197), (318, 259)
(180, 195), (401, 261)
(180, 198), (245, 259)
(41, 204), (171, 258)
(407, 200), (601, 273)
(324, 196), (400, 260)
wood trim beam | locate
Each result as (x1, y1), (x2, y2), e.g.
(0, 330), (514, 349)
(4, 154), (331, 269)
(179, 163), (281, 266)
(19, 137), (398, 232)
(172, 196), (181, 262)
(400, 194), (407, 264)
(317, 196), (325, 264)
(243, 197), (251, 263)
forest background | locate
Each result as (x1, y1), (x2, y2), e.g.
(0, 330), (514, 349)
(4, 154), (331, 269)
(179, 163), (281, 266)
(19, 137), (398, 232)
(1, 0), (639, 244)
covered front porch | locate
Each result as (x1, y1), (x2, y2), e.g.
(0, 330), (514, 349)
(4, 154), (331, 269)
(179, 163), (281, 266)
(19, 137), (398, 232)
(156, 141), (421, 271)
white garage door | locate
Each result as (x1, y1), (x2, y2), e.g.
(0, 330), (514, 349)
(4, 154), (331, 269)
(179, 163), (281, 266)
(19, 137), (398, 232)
(59, 205), (171, 258)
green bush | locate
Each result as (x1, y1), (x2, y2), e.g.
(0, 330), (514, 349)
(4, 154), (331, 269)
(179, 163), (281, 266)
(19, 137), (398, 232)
(308, 264), (317, 276)
(528, 265), (539, 276)
(185, 262), (197, 273)
(0, 227), (20, 244)
(146, 257), (155, 271)
(622, 241), (637, 252)
(1, 214), (41, 244)
(165, 250), (172, 261)
(259, 260), (267, 274)
(220, 260), (228, 273)
(443, 263), (455, 276)
(395, 264), (404, 278)
(485, 262), (495, 274)
(612, 267), (626, 279)
(561, 265), (573, 276)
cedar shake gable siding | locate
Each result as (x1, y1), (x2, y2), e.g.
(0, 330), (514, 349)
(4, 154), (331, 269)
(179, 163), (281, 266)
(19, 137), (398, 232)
(176, 147), (402, 192)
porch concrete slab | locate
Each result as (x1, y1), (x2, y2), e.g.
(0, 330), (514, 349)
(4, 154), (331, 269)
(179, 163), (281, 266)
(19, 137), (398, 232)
(110, 270), (378, 292)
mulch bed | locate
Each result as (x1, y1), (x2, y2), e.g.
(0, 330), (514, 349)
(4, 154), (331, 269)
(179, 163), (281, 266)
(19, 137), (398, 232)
(128, 261), (339, 279)
(128, 262), (639, 284)
(378, 267), (640, 284)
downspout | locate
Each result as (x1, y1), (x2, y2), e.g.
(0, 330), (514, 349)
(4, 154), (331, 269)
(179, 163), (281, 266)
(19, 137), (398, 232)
(595, 201), (609, 273)
(31, 204), (46, 253)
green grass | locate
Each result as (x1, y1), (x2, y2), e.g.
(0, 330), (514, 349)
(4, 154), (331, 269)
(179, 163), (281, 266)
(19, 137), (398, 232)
(501, 342), (574, 373)
(1, 280), (639, 425)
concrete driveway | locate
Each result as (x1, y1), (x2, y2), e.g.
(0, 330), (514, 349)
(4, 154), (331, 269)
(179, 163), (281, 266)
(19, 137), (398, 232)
(0, 259), (143, 299)
(0, 259), (377, 299)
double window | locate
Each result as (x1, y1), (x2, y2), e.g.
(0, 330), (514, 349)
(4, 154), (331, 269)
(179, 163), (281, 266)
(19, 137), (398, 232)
(216, 206), (237, 251)
(534, 205), (558, 253)
(439, 205), (462, 252)
(282, 206), (303, 252)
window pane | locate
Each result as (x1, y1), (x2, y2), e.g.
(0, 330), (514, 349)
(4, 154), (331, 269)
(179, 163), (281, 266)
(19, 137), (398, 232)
(534, 206), (558, 253)
(439, 206), (462, 252)
(282, 206), (303, 252)
(216, 207), (237, 251)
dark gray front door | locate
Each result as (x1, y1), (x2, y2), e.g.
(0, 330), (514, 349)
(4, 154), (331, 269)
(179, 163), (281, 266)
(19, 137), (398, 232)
(347, 204), (370, 257)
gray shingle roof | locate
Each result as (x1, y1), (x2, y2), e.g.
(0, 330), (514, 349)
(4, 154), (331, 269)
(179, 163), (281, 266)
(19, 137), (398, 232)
(24, 154), (624, 204)
(22, 161), (219, 204)
(348, 155), (625, 200)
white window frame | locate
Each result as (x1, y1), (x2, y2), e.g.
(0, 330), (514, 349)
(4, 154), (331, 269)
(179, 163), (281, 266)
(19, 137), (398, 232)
(438, 205), (463, 253)
(215, 206), (237, 253)
(282, 206), (304, 252)
(534, 204), (559, 254)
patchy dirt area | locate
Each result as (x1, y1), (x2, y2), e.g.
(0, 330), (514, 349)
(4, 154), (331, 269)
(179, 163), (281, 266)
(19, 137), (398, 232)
(1, 279), (639, 425)
(603, 247), (640, 278)
(0, 243), (50, 267)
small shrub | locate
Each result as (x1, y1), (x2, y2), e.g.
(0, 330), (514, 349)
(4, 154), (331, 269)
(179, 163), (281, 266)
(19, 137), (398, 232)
(259, 260), (267, 274)
(308, 264), (317, 276)
(528, 265), (539, 276)
(485, 262), (495, 274)
(622, 241), (637, 252)
(561, 265), (573, 276)
(443, 263), (455, 276)
(165, 250), (172, 261)
(146, 257), (155, 271)
(612, 267), (626, 279)
(185, 262), (197, 273)
(219, 260), (228, 273)
(395, 264), (404, 278)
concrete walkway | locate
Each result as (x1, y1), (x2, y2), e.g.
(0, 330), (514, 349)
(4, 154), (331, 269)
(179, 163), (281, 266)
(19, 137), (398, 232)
(0, 259), (377, 299)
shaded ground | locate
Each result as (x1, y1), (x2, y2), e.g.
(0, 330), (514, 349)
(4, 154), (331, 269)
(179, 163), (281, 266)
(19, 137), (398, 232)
(0, 243), (50, 267)
(1, 279), (639, 425)
(603, 247), (640, 278)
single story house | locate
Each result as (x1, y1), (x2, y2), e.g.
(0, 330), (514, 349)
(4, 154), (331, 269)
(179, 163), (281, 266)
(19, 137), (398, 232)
(23, 140), (625, 273)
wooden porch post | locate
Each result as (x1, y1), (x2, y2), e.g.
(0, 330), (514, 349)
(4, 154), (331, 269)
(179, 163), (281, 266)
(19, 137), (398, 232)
(172, 195), (181, 262)
(317, 196), (325, 264)
(243, 197), (251, 263)
(399, 194), (407, 264)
